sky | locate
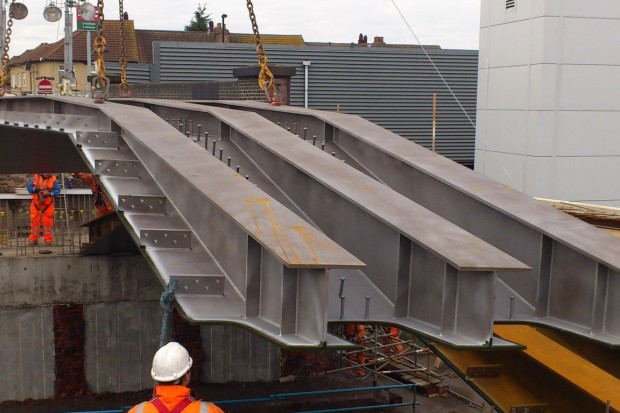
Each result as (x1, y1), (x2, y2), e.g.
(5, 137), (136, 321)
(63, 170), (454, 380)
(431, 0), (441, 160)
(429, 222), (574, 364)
(6, 0), (481, 57)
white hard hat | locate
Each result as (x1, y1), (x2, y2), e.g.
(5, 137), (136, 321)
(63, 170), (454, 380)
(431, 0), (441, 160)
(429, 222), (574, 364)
(151, 342), (193, 382)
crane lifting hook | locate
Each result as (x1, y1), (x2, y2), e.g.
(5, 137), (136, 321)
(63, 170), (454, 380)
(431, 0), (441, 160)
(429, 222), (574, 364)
(246, 0), (282, 106)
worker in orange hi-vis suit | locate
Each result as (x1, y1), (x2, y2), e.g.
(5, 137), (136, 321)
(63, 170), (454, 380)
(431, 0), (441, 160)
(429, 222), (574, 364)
(384, 326), (404, 358)
(345, 324), (367, 376)
(74, 172), (114, 218)
(27, 173), (61, 245)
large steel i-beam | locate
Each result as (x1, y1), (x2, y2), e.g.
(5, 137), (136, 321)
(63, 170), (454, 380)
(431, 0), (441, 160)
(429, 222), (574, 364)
(202, 100), (620, 348)
(2, 96), (619, 351)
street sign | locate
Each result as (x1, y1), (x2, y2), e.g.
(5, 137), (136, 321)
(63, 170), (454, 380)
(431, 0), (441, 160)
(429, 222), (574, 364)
(77, 20), (97, 31)
(76, 4), (100, 31)
(37, 78), (54, 94)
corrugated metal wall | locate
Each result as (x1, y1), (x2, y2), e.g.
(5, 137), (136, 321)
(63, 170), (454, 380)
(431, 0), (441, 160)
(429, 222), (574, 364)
(106, 62), (152, 83)
(153, 42), (478, 166)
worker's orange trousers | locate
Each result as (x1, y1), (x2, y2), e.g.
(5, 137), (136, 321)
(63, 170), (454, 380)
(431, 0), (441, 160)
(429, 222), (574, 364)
(30, 201), (54, 243)
(384, 327), (404, 356)
(95, 203), (114, 218)
(345, 324), (366, 376)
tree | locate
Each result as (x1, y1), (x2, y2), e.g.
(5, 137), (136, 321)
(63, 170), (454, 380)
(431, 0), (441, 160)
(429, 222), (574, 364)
(185, 3), (211, 31)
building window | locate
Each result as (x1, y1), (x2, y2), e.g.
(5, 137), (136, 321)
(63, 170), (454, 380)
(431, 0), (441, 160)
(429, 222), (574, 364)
(506, 0), (515, 9)
(22, 72), (27, 88)
(10, 74), (16, 88)
(58, 64), (75, 80)
(16, 73), (21, 87)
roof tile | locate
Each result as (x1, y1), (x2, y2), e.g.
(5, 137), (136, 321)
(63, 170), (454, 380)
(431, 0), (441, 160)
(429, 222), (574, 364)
(10, 20), (140, 66)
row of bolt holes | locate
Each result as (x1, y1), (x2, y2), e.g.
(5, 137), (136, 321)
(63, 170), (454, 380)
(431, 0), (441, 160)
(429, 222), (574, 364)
(84, 131), (219, 293)
(85, 139), (112, 146)
(84, 134), (214, 290)
(143, 232), (188, 245)
(180, 278), (221, 292)
(169, 119), (313, 140)
(169, 120), (252, 179)
(97, 161), (139, 175)
(4, 122), (63, 130)
(119, 198), (165, 211)
(167, 119), (340, 180)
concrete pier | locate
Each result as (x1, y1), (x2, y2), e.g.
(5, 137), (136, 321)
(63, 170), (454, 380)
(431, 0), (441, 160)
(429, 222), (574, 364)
(0, 254), (279, 403)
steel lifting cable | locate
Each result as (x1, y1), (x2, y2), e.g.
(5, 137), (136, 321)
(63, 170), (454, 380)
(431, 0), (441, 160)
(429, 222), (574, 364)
(390, 0), (518, 188)
(0, 0), (16, 97)
(92, 0), (109, 103)
(245, 0), (281, 105)
(390, 0), (474, 129)
(117, 0), (130, 97)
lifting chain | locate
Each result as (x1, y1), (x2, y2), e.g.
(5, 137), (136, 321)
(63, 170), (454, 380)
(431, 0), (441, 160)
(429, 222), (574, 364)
(0, 0), (16, 97)
(117, 0), (130, 97)
(245, 0), (281, 105)
(92, 0), (109, 103)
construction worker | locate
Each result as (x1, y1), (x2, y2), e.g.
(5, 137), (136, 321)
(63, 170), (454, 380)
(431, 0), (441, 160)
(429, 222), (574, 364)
(74, 172), (114, 218)
(383, 326), (404, 358)
(345, 324), (367, 376)
(27, 173), (60, 245)
(128, 342), (225, 413)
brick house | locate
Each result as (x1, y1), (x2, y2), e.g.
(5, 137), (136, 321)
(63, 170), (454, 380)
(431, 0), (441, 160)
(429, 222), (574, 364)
(7, 20), (304, 95)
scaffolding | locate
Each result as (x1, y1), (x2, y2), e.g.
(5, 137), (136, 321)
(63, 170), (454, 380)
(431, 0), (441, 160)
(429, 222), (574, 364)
(328, 326), (444, 393)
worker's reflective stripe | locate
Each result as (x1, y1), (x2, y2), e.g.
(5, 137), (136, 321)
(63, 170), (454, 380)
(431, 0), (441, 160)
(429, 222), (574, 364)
(135, 401), (148, 413)
(132, 400), (210, 412)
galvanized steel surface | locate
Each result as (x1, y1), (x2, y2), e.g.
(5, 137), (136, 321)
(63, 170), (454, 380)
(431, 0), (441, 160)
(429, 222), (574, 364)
(69, 98), (362, 347)
(1, 95), (619, 350)
(124, 98), (529, 346)
(208, 100), (620, 347)
(139, 99), (525, 268)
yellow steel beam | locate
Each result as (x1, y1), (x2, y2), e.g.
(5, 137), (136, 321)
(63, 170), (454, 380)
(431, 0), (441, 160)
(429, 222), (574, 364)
(494, 324), (620, 408)
(431, 324), (620, 413)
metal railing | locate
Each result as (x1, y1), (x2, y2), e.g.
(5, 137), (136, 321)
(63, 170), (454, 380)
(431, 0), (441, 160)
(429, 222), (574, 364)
(54, 384), (417, 413)
(211, 384), (417, 412)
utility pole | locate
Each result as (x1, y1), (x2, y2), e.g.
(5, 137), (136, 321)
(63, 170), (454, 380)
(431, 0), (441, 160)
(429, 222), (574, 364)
(63, 0), (75, 83)
(0, 3), (6, 53)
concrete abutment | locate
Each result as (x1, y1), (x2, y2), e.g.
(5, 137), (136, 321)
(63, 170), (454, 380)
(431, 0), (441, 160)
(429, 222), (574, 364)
(0, 254), (279, 403)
